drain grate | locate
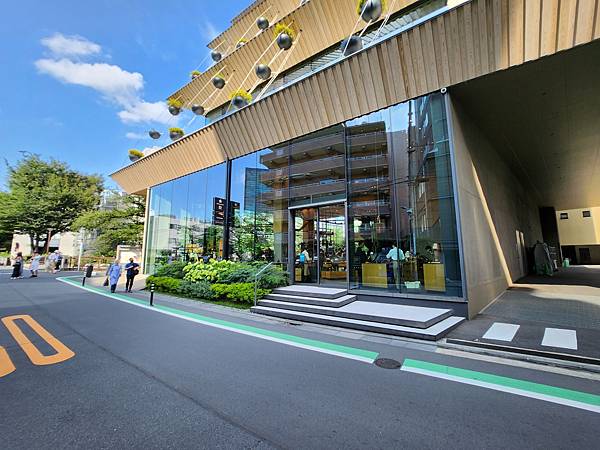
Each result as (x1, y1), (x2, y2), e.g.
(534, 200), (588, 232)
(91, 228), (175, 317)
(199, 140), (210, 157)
(374, 358), (402, 369)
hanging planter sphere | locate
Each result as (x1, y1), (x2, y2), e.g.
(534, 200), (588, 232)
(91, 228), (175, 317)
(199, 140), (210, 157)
(359, 0), (383, 22)
(255, 64), (272, 80)
(212, 76), (226, 89)
(210, 50), (222, 62)
(236, 40), (246, 49)
(168, 105), (181, 116)
(256, 16), (269, 30)
(149, 130), (161, 140)
(191, 104), (205, 116)
(277, 33), (293, 50)
(232, 96), (249, 109)
(169, 128), (184, 141)
(340, 35), (363, 56)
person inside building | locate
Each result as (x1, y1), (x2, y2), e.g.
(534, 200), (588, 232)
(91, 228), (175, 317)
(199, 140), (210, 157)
(124, 257), (140, 293)
(386, 244), (405, 290)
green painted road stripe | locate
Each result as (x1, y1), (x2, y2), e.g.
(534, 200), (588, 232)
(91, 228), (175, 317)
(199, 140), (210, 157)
(57, 277), (379, 363)
(402, 358), (600, 413)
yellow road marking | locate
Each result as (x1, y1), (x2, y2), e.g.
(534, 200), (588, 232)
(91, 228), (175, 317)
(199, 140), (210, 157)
(0, 346), (16, 377)
(1, 315), (75, 366)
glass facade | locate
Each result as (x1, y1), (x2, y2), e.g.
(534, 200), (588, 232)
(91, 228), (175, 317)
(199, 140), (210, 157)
(145, 92), (462, 299)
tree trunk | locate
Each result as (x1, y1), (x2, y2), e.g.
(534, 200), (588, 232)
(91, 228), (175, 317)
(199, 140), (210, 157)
(29, 235), (35, 255)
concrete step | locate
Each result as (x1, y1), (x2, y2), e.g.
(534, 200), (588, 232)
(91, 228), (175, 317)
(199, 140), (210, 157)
(264, 293), (356, 308)
(251, 306), (465, 341)
(257, 300), (452, 328)
(273, 285), (348, 299)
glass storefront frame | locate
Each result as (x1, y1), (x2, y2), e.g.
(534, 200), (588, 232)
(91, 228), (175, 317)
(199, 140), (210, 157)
(144, 92), (465, 302)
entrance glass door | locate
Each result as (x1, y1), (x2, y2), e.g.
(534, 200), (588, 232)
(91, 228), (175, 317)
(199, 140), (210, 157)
(293, 204), (347, 286)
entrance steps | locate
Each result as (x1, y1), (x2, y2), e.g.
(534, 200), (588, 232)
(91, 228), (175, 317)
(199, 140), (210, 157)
(252, 286), (465, 341)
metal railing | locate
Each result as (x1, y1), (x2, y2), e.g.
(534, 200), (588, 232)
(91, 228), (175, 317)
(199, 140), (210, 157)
(253, 262), (274, 306)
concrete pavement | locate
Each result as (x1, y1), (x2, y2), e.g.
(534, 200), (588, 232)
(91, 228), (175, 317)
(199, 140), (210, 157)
(1, 273), (599, 449)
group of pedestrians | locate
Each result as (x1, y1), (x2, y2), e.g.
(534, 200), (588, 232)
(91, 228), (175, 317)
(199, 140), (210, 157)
(105, 257), (139, 293)
(10, 252), (42, 279)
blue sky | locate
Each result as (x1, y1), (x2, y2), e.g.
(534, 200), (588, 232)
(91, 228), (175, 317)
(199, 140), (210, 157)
(0, 0), (251, 189)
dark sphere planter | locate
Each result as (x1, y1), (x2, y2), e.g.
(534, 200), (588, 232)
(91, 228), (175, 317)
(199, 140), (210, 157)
(277, 32), (293, 50)
(256, 17), (269, 30)
(168, 105), (181, 116)
(129, 155), (141, 162)
(191, 104), (205, 116)
(212, 76), (226, 89)
(232, 96), (249, 109)
(340, 35), (363, 56)
(211, 50), (222, 62)
(360, 0), (383, 22)
(149, 130), (161, 139)
(255, 63), (272, 80)
(169, 131), (184, 141)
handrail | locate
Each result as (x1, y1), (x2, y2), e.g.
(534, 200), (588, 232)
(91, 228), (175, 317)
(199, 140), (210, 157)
(253, 262), (274, 306)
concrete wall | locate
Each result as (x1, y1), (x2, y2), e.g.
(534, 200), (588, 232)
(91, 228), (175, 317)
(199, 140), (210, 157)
(448, 95), (544, 318)
(557, 207), (600, 245)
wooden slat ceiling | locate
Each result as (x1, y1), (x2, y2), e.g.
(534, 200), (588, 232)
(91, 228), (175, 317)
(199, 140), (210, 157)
(113, 0), (600, 195)
(169, 0), (419, 113)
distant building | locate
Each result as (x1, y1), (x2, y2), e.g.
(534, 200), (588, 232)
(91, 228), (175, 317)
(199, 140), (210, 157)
(557, 208), (600, 265)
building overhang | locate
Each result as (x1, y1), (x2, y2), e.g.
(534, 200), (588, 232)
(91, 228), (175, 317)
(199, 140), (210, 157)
(111, 0), (600, 194)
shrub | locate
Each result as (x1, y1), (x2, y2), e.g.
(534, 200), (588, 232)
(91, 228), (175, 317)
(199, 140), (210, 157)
(254, 264), (289, 289)
(128, 149), (144, 158)
(169, 127), (184, 134)
(219, 264), (255, 284)
(167, 98), (182, 108)
(211, 282), (270, 304)
(190, 70), (201, 78)
(183, 259), (237, 283)
(177, 280), (215, 300)
(154, 261), (186, 279)
(273, 23), (295, 39)
(229, 89), (252, 103)
(146, 275), (182, 293)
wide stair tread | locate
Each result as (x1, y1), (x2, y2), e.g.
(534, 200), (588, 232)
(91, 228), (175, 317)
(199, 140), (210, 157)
(273, 285), (348, 299)
(264, 293), (356, 308)
(251, 306), (465, 341)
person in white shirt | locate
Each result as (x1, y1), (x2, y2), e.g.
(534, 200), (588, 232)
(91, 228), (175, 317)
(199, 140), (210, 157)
(386, 244), (405, 289)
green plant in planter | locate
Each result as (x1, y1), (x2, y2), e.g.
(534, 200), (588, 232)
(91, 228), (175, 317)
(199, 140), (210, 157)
(356, 0), (386, 21)
(273, 23), (295, 40)
(169, 127), (184, 140)
(183, 259), (236, 283)
(177, 280), (216, 299)
(236, 38), (248, 48)
(128, 149), (144, 161)
(211, 282), (270, 304)
(169, 127), (184, 134)
(190, 70), (201, 79)
(154, 261), (187, 279)
(167, 98), (183, 108)
(146, 275), (182, 293)
(229, 89), (252, 108)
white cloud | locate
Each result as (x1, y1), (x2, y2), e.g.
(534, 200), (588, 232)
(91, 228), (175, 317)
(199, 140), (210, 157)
(118, 100), (175, 126)
(125, 132), (145, 140)
(142, 146), (161, 156)
(35, 58), (143, 107)
(41, 33), (101, 57)
(201, 20), (220, 42)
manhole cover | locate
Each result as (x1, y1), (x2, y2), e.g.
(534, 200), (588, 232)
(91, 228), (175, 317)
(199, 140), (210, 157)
(374, 358), (402, 369)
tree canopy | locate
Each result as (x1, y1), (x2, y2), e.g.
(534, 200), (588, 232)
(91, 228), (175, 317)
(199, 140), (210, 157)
(0, 155), (103, 252)
(73, 191), (145, 256)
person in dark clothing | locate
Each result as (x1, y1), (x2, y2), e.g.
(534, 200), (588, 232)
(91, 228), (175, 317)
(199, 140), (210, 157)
(11, 252), (23, 279)
(124, 258), (140, 293)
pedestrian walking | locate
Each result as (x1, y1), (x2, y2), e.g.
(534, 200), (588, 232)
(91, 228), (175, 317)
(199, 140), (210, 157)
(54, 251), (63, 273)
(11, 252), (24, 279)
(107, 259), (122, 293)
(29, 252), (41, 277)
(124, 258), (140, 293)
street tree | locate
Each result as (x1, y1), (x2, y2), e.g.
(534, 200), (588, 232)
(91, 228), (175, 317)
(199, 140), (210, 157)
(0, 155), (103, 252)
(73, 191), (145, 256)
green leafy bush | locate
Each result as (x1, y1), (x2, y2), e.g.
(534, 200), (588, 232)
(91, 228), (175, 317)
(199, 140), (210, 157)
(211, 283), (270, 304)
(167, 98), (182, 108)
(128, 149), (144, 158)
(154, 261), (186, 279)
(255, 264), (288, 289)
(183, 259), (236, 283)
(177, 280), (215, 300)
(146, 275), (182, 293)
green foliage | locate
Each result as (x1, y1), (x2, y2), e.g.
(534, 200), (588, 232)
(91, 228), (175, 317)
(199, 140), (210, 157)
(183, 259), (236, 283)
(177, 280), (215, 299)
(0, 154), (103, 252)
(229, 89), (252, 103)
(190, 70), (201, 78)
(237, 38), (248, 45)
(154, 261), (187, 279)
(146, 275), (182, 293)
(255, 264), (289, 289)
(211, 283), (270, 304)
(273, 23), (295, 39)
(167, 98), (182, 108)
(169, 127), (184, 134)
(128, 149), (144, 158)
(73, 191), (145, 257)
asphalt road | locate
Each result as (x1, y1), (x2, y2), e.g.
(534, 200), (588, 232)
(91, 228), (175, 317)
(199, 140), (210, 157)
(1, 272), (599, 449)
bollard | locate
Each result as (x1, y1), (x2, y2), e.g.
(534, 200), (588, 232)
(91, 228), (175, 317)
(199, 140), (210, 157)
(82, 276), (86, 286)
(150, 283), (155, 306)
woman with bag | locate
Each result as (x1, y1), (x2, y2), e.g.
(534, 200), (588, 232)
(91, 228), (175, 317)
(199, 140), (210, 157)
(11, 252), (23, 279)
(106, 259), (122, 293)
